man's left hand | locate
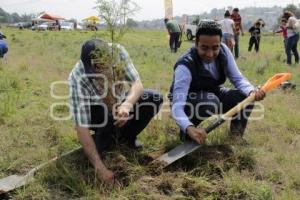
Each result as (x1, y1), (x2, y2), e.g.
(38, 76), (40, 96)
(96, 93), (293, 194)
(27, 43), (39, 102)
(251, 88), (266, 101)
(114, 103), (132, 128)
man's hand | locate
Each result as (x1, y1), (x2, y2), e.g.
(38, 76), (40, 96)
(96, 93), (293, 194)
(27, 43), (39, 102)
(250, 88), (266, 101)
(186, 126), (208, 144)
(114, 103), (132, 128)
(97, 168), (120, 187)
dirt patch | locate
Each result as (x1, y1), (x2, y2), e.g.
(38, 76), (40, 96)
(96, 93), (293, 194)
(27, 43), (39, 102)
(181, 178), (200, 198)
(167, 144), (235, 172)
(147, 160), (168, 176)
(105, 154), (133, 187)
(157, 180), (173, 196)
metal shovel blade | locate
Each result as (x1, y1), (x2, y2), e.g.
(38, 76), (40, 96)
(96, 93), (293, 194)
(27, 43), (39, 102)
(0, 146), (82, 194)
(155, 140), (200, 167)
(0, 175), (31, 194)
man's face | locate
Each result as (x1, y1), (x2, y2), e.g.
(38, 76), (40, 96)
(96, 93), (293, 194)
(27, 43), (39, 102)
(196, 35), (221, 64)
(91, 58), (108, 73)
(232, 11), (238, 16)
(281, 20), (287, 26)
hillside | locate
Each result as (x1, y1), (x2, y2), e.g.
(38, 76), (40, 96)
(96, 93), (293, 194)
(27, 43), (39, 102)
(138, 6), (284, 31)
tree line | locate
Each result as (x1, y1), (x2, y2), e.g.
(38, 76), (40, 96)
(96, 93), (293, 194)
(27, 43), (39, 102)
(0, 7), (36, 23)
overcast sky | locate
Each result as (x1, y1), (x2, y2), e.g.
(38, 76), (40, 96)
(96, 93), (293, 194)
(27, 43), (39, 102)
(0, 0), (298, 21)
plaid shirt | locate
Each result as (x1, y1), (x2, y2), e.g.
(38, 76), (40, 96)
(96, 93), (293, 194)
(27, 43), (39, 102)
(69, 44), (140, 127)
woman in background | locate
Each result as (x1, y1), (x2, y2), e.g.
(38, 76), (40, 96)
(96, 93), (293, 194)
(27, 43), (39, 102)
(274, 18), (288, 52)
(282, 11), (299, 65)
(220, 10), (236, 52)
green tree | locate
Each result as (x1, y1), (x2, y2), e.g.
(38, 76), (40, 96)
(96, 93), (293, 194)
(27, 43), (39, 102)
(11, 12), (21, 23)
(284, 4), (300, 18)
(20, 13), (36, 22)
(95, 0), (140, 42)
(274, 4), (300, 30)
(126, 18), (138, 27)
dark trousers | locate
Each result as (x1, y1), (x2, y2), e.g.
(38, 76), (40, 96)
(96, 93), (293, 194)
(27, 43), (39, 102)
(169, 32), (180, 53)
(248, 36), (260, 52)
(286, 34), (299, 65)
(233, 34), (240, 58)
(0, 46), (8, 58)
(90, 89), (163, 151)
(181, 88), (253, 140)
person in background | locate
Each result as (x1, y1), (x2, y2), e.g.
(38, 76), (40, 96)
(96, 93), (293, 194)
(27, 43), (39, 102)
(274, 18), (288, 52)
(56, 20), (61, 31)
(282, 11), (299, 65)
(74, 21), (77, 30)
(0, 32), (8, 58)
(169, 20), (265, 145)
(164, 18), (181, 53)
(248, 21), (262, 52)
(220, 10), (236, 52)
(231, 8), (244, 59)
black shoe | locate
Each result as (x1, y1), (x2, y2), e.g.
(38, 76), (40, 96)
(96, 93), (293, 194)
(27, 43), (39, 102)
(229, 123), (246, 137)
(128, 139), (143, 150)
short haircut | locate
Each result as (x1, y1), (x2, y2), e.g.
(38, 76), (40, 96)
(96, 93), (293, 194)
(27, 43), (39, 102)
(224, 10), (231, 17)
(233, 8), (239, 12)
(195, 20), (222, 44)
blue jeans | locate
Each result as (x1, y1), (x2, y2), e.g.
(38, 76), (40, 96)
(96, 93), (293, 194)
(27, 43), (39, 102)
(286, 34), (299, 65)
(90, 89), (163, 151)
(234, 34), (240, 58)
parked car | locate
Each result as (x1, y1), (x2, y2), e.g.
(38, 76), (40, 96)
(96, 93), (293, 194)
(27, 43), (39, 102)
(76, 24), (83, 30)
(61, 22), (74, 30)
(37, 22), (49, 31)
(184, 22), (199, 41)
(13, 22), (32, 29)
(184, 17), (202, 40)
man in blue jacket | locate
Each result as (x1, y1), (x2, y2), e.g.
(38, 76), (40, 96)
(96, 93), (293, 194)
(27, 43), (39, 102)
(169, 20), (265, 144)
(0, 32), (8, 58)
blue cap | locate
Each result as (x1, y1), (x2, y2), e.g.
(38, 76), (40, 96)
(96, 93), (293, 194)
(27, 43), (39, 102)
(80, 39), (106, 74)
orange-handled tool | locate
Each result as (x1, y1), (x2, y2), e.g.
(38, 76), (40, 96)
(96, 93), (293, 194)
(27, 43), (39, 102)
(261, 73), (292, 92)
(155, 73), (292, 167)
(207, 72), (292, 132)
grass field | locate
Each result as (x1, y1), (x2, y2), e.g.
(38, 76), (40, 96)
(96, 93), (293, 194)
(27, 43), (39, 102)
(0, 28), (300, 199)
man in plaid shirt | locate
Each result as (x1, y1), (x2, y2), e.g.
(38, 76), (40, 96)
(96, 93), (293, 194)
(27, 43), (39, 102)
(69, 39), (163, 186)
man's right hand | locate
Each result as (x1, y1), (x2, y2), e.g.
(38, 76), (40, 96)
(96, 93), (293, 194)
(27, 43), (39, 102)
(97, 168), (120, 187)
(186, 126), (208, 144)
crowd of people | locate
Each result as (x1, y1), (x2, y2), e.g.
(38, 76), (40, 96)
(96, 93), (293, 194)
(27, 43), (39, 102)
(164, 8), (299, 66)
(69, 19), (268, 186)
(71, 9), (298, 186)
